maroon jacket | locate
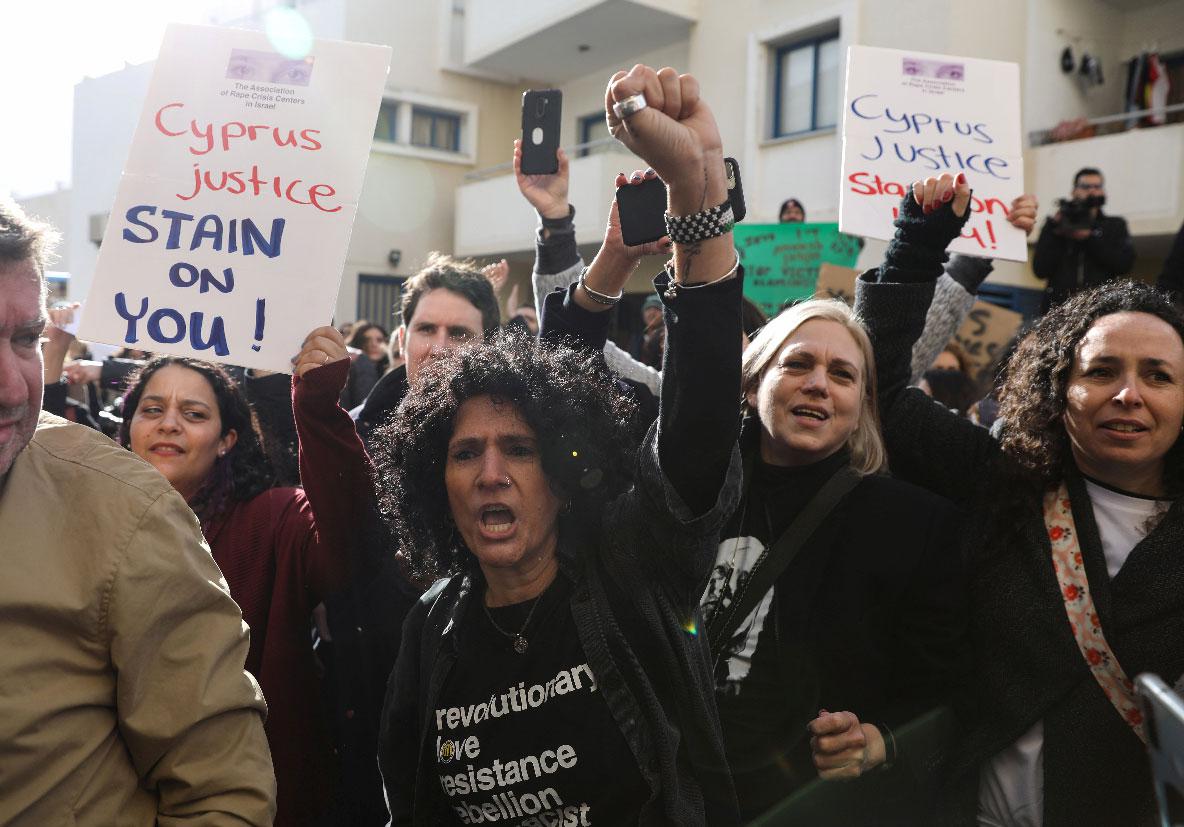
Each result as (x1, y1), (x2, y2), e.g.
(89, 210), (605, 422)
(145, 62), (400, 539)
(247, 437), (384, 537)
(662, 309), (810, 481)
(205, 359), (369, 825)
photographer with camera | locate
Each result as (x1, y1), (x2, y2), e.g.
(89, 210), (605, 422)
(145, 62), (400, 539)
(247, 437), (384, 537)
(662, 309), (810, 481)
(1032, 167), (1134, 310)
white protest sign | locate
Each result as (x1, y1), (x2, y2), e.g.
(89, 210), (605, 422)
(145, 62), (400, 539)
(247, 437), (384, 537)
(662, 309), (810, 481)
(78, 24), (391, 372)
(839, 46), (1026, 262)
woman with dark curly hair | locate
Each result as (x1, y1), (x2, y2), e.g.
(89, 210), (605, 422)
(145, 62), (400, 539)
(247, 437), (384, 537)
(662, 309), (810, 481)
(118, 331), (371, 826)
(855, 171), (1182, 826)
(372, 331), (639, 582)
(376, 64), (744, 826)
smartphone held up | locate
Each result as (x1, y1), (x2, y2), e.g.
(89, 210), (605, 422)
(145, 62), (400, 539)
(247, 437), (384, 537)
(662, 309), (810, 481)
(615, 157), (747, 247)
(520, 89), (562, 175)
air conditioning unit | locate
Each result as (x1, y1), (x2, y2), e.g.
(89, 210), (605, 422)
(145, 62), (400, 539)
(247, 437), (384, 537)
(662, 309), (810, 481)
(89, 212), (109, 246)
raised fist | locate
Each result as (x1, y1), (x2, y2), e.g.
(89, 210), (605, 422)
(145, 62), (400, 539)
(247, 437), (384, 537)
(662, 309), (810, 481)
(605, 65), (722, 189)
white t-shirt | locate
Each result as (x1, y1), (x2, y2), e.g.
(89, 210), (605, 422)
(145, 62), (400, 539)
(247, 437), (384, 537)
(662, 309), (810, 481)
(976, 480), (1165, 827)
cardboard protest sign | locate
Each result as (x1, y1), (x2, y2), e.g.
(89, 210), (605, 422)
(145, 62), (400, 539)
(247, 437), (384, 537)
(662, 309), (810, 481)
(78, 24), (391, 372)
(734, 223), (862, 316)
(953, 300), (1024, 387)
(840, 46), (1026, 262)
(813, 263), (861, 305)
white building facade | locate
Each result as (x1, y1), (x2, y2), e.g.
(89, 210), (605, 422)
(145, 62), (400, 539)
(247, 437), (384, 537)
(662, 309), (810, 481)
(36, 0), (1184, 325)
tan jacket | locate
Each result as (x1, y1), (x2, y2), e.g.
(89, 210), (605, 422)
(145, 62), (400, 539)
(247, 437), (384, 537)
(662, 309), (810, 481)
(0, 414), (276, 825)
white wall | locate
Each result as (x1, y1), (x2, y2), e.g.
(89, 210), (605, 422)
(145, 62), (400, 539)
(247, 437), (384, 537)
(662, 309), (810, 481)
(337, 0), (532, 322)
(465, 0), (598, 63)
(217, 0), (347, 39)
(16, 187), (72, 274)
(731, 1), (858, 224)
(1025, 0), (1128, 132)
(1121, 1), (1184, 65)
(557, 40), (691, 147)
(455, 147), (637, 257)
(464, 0), (697, 66)
(67, 62), (155, 304)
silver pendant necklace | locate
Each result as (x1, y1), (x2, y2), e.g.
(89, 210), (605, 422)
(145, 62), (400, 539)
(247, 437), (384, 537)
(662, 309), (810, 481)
(483, 593), (542, 654)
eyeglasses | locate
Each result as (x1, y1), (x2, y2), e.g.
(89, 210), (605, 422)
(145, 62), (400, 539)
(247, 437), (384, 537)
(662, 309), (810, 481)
(1075, 182), (1104, 191)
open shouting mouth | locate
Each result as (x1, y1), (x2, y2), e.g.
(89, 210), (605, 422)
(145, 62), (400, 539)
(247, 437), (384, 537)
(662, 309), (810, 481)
(479, 504), (517, 539)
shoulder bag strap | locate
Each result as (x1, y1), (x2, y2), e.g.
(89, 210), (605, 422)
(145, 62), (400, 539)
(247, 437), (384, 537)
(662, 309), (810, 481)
(708, 466), (862, 659)
(1044, 483), (1148, 743)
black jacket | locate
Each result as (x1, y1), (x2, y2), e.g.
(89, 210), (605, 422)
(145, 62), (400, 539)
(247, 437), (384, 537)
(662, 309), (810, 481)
(354, 363), (409, 454)
(1156, 219), (1184, 302)
(533, 232), (971, 824)
(1032, 211), (1135, 308)
(709, 428), (970, 825)
(320, 361), (420, 825)
(340, 354), (387, 411)
(379, 270), (745, 826)
(855, 196), (1183, 825)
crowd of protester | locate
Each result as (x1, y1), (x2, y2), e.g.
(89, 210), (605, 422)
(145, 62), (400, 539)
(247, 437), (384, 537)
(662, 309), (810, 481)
(4, 59), (1184, 827)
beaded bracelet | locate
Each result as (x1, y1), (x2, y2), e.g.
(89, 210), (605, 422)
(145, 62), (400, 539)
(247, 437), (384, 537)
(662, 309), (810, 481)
(664, 200), (735, 245)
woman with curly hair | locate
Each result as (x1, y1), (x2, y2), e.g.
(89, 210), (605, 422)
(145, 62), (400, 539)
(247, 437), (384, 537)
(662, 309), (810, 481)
(376, 64), (744, 825)
(118, 332), (370, 826)
(855, 171), (1181, 825)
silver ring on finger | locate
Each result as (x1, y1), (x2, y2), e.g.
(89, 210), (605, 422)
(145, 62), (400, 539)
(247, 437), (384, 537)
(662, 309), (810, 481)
(612, 93), (648, 121)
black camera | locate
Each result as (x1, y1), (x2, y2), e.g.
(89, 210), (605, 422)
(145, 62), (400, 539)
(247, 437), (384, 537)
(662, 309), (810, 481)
(1057, 195), (1105, 231)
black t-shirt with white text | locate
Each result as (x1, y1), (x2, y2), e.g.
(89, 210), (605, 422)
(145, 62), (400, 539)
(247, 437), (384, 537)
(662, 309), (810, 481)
(430, 573), (648, 826)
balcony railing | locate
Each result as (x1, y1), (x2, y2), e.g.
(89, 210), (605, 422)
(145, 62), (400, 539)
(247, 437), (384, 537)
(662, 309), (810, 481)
(1029, 102), (1184, 146)
(464, 136), (622, 182)
(454, 138), (635, 255)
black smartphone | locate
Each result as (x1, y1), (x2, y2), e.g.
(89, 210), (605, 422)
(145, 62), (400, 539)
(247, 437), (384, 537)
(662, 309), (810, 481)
(725, 157), (746, 223)
(616, 158), (747, 247)
(616, 177), (669, 247)
(520, 89), (562, 175)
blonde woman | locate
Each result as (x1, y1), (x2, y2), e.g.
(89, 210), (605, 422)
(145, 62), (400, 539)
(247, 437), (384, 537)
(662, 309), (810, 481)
(700, 298), (971, 824)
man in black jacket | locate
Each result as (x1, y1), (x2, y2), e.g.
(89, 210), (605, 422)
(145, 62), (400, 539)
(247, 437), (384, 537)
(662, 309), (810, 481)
(352, 255), (500, 449)
(1032, 167), (1135, 310)
(1156, 218), (1184, 305)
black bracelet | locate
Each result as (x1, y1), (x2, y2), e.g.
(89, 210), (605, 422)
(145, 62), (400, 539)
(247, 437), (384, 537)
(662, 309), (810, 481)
(539, 204), (575, 230)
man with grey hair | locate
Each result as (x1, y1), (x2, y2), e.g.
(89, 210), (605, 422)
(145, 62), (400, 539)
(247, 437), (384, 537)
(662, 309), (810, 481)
(0, 198), (276, 825)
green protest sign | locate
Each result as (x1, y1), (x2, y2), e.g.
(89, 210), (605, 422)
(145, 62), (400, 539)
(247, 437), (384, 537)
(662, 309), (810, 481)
(734, 223), (862, 315)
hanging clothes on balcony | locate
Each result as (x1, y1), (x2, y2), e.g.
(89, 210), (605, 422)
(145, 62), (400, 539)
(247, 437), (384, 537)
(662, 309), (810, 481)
(1124, 53), (1148, 129)
(1147, 53), (1169, 125)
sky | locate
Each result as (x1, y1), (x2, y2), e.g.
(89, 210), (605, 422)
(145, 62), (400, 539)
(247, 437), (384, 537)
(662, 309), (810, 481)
(1, 0), (231, 199)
